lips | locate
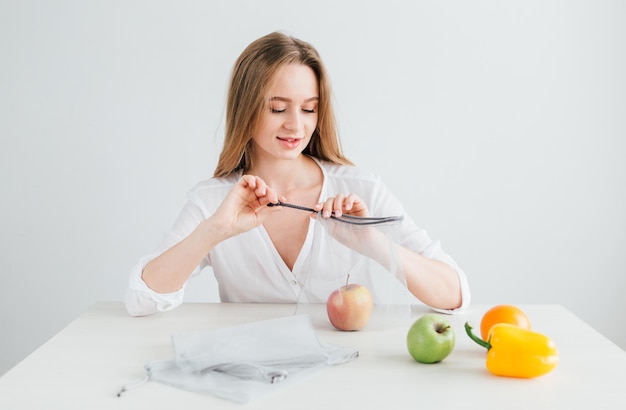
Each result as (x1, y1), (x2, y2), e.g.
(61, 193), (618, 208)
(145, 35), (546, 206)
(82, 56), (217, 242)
(277, 136), (301, 142)
(277, 136), (302, 148)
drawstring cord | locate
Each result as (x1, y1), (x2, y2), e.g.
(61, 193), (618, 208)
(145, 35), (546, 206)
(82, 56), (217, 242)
(117, 375), (149, 397)
(117, 361), (159, 397)
(116, 359), (290, 397)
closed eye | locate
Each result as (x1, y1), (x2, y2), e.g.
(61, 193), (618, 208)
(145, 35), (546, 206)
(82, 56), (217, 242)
(270, 108), (316, 114)
(269, 96), (318, 114)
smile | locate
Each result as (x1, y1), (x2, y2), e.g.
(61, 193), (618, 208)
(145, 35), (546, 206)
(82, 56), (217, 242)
(277, 136), (301, 142)
(277, 136), (302, 148)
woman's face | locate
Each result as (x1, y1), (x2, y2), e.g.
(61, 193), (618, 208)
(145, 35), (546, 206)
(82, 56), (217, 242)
(251, 63), (319, 164)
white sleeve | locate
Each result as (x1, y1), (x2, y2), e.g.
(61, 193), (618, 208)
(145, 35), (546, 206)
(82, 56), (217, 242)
(398, 221), (471, 315)
(420, 239), (471, 315)
(124, 251), (188, 317)
(124, 189), (211, 316)
(369, 179), (471, 314)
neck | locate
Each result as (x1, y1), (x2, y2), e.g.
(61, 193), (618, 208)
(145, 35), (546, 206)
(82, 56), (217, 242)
(248, 155), (320, 194)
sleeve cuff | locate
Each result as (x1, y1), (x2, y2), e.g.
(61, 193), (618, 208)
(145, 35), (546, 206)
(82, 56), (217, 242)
(124, 254), (185, 316)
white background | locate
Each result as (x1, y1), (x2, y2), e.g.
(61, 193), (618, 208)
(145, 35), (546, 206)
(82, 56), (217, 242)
(1, 0), (624, 375)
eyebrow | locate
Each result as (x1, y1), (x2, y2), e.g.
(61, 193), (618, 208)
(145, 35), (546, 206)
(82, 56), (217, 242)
(269, 96), (319, 103)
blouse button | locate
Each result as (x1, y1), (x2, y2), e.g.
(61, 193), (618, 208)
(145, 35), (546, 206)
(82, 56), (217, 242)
(290, 280), (298, 285)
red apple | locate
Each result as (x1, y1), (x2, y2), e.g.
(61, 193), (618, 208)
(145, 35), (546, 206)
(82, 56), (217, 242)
(326, 277), (373, 331)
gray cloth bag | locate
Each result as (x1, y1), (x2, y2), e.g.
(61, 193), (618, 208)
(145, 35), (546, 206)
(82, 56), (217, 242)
(118, 315), (358, 403)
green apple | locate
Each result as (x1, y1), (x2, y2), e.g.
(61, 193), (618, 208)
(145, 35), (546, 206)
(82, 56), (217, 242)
(406, 314), (455, 363)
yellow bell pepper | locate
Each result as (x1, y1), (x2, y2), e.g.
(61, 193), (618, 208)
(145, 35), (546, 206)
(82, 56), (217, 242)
(465, 322), (559, 378)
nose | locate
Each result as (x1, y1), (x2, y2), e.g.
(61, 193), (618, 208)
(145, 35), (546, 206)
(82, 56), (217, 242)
(283, 110), (303, 134)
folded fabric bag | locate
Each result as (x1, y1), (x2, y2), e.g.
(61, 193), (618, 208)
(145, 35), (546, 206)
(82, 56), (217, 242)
(118, 314), (358, 403)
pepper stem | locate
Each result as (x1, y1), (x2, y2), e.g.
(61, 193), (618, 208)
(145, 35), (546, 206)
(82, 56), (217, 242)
(464, 322), (491, 350)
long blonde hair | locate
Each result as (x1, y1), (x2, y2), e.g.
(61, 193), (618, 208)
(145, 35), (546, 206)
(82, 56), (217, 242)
(213, 32), (353, 177)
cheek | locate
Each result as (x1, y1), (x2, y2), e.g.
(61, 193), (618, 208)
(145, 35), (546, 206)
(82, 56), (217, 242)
(255, 117), (277, 137)
(305, 115), (319, 133)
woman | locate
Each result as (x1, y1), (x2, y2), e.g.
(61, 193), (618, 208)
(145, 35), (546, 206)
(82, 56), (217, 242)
(125, 32), (470, 316)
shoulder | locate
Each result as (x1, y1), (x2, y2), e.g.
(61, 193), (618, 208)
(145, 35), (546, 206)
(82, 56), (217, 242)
(315, 158), (406, 216)
(186, 173), (240, 209)
(316, 159), (392, 207)
(190, 173), (239, 192)
(317, 159), (381, 185)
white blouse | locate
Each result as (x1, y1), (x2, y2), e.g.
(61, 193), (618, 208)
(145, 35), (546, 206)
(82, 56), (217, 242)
(125, 158), (470, 316)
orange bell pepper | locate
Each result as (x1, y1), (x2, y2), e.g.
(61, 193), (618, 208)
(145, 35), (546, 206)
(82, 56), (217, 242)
(465, 322), (559, 378)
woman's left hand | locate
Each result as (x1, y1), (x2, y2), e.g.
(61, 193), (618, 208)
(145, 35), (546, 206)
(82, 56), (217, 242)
(313, 194), (389, 262)
(314, 193), (370, 219)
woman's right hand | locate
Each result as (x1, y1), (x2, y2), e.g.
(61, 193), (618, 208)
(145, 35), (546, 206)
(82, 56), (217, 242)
(209, 175), (283, 239)
(141, 175), (281, 294)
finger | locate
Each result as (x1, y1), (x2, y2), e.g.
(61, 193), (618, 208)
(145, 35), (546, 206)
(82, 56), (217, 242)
(321, 198), (335, 218)
(264, 193), (285, 208)
(333, 194), (346, 217)
(344, 193), (359, 212)
(253, 176), (267, 197)
(347, 193), (369, 216)
(259, 186), (279, 205)
(240, 174), (257, 189)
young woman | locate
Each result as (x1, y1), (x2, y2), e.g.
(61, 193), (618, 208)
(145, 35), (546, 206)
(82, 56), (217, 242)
(125, 32), (470, 316)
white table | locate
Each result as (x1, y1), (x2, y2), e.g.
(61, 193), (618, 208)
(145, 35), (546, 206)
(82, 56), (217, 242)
(1, 302), (625, 409)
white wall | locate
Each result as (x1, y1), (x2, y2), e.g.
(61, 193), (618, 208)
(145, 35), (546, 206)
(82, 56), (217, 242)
(1, 0), (624, 375)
